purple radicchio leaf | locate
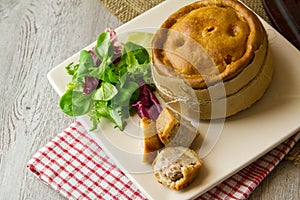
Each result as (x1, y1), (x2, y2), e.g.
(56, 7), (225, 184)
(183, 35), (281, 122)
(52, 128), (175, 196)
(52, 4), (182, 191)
(83, 76), (100, 94)
(132, 82), (162, 121)
(81, 50), (101, 94)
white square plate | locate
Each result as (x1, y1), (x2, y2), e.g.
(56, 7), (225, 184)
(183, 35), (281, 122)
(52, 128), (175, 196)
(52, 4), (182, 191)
(47, 1), (300, 199)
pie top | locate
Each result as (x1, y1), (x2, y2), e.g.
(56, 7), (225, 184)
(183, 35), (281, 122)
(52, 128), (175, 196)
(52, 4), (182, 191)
(152, 0), (267, 89)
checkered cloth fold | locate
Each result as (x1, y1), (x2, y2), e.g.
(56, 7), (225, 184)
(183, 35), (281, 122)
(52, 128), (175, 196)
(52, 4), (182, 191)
(27, 121), (300, 200)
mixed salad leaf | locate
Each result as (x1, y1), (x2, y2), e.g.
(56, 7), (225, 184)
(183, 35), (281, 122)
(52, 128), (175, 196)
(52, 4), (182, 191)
(59, 29), (161, 131)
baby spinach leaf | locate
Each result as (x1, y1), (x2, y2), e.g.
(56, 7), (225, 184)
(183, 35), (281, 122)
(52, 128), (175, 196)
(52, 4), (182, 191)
(76, 50), (94, 82)
(59, 87), (93, 116)
(59, 88), (74, 116)
(71, 91), (93, 116)
(94, 82), (118, 101)
(112, 80), (139, 107)
(94, 32), (114, 60)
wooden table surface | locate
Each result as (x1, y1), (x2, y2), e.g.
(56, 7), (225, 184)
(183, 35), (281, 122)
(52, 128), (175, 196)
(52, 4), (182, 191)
(0, 0), (299, 199)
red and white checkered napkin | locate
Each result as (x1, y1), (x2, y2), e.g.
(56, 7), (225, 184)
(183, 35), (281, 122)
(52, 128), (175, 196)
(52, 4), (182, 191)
(27, 121), (300, 200)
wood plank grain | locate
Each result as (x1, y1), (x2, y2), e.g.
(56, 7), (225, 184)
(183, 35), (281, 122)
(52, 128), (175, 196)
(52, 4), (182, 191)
(0, 0), (121, 199)
(249, 161), (300, 199)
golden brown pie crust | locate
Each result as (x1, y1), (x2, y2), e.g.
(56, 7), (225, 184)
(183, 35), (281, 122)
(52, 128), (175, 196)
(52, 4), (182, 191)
(152, 0), (267, 89)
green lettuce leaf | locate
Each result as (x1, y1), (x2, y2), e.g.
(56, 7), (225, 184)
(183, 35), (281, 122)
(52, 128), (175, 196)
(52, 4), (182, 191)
(94, 82), (118, 101)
